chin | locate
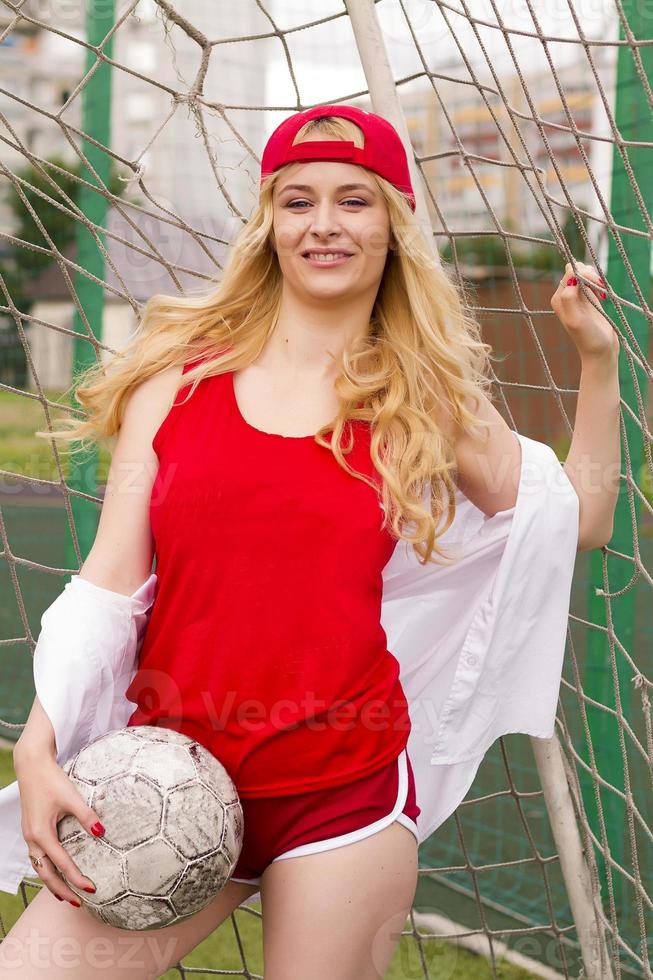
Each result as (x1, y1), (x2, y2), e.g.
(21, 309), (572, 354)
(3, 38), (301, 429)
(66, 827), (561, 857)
(302, 283), (357, 301)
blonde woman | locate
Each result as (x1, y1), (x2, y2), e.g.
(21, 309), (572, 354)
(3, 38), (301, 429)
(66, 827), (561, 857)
(1, 105), (619, 979)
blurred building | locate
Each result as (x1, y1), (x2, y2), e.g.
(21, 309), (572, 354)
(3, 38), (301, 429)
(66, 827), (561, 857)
(0, 1), (620, 389)
(0, 0), (271, 388)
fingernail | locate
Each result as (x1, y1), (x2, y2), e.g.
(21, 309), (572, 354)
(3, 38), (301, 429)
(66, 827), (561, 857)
(69, 899), (81, 908)
(91, 822), (105, 837)
(83, 886), (96, 893)
(601, 291), (607, 299)
(55, 894), (64, 902)
(567, 277), (577, 286)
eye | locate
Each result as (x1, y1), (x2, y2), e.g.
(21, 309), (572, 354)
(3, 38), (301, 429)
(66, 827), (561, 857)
(285, 199), (368, 209)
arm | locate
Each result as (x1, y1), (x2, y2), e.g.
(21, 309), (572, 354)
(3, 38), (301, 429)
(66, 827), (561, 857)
(12, 696), (57, 769)
(446, 391), (522, 521)
(76, 363), (183, 595)
(561, 352), (620, 548)
(448, 384), (615, 552)
(448, 261), (621, 552)
(13, 363), (183, 765)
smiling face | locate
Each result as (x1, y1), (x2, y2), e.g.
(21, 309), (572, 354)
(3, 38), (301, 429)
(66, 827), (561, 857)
(271, 160), (394, 305)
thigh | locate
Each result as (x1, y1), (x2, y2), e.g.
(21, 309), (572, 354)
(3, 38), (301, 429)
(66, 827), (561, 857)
(260, 820), (418, 980)
(0, 879), (259, 979)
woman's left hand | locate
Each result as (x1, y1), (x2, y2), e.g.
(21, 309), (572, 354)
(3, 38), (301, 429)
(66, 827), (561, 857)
(550, 260), (620, 362)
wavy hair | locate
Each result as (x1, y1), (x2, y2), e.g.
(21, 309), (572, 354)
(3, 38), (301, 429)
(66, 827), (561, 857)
(40, 113), (497, 565)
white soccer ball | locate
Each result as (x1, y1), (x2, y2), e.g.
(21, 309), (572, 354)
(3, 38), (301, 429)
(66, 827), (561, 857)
(56, 726), (244, 931)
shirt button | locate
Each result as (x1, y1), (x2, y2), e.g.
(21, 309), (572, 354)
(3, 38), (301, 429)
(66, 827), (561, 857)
(466, 654), (479, 667)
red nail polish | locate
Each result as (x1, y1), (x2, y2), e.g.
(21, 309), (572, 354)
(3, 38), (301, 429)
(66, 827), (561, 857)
(567, 277), (577, 286)
(83, 886), (96, 893)
(55, 894), (64, 902)
(91, 822), (105, 837)
(601, 291), (607, 300)
(69, 899), (81, 908)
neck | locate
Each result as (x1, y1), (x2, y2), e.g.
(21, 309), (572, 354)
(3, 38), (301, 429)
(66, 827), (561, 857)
(261, 288), (375, 377)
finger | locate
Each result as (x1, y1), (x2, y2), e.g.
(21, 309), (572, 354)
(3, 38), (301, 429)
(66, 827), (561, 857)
(573, 262), (608, 296)
(563, 269), (607, 301)
(25, 835), (84, 905)
(42, 831), (97, 899)
(30, 849), (82, 905)
(72, 797), (106, 844)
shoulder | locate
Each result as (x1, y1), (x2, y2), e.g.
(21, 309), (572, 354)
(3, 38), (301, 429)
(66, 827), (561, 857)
(125, 363), (185, 417)
(443, 391), (522, 518)
(119, 363), (185, 451)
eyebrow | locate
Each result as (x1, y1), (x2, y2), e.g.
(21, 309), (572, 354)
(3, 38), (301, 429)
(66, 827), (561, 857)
(278, 182), (377, 196)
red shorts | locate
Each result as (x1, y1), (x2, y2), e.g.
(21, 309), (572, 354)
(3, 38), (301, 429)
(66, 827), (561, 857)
(230, 748), (420, 886)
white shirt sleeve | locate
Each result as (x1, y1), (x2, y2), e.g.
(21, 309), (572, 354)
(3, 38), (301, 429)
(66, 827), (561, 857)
(0, 574), (157, 894)
(381, 431), (580, 843)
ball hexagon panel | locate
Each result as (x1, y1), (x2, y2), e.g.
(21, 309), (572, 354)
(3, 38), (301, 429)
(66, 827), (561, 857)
(60, 834), (125, 902)
(97, 894), (177, 931)
(91, 774), (163, 848)
(131, 742), (197, 790)
(125, 837), (186, 895)
(129, 726), (190, 748)
(69, 730), (142, 784)
(170, 850), (232, 916)
(192, 749), (239, 806)
(164, 783), (227, 859)
(222, 802), (244, 858)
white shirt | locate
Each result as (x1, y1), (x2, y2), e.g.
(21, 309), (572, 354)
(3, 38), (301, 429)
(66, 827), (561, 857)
(0, 431), (579, 894)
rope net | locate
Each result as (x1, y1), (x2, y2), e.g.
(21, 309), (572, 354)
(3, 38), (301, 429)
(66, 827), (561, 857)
(0, 0), (651, 976)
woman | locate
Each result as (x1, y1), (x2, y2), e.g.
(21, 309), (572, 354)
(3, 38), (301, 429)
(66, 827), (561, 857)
(1, 105), (619, 979)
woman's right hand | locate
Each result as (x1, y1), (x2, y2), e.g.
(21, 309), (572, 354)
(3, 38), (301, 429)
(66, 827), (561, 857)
(14, 750), (105, 905)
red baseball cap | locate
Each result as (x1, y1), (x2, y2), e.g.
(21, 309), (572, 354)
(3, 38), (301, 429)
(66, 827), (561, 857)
(260, 104), (416, 212)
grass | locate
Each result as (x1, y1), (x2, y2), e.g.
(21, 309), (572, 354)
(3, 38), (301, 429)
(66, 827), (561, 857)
(0, 389), (112, 484)
(0, 747), (543, 978)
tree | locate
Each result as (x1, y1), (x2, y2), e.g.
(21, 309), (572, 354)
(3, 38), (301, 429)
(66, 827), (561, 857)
(2, 155), (125, 314)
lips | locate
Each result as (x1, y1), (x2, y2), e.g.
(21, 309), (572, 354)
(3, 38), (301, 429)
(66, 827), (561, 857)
(302, 253), (353, 268)
(301, 251), (353, 258)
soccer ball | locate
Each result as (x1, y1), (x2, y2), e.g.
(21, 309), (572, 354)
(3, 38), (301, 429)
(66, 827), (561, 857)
(55, 726), (244, 931)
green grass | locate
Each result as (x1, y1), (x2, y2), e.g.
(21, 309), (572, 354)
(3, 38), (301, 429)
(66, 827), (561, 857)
(0, 389), (112, 483)
(0, 747), (541, 978)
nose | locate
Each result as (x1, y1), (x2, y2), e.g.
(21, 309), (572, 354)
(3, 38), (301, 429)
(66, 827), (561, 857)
(307, 200), (343, 239)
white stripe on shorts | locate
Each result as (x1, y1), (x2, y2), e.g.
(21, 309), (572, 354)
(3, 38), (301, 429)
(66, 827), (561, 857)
(230, 748), (418, 887)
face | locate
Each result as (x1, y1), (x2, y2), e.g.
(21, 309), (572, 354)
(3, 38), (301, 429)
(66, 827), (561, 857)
(271, 160), (394, 303)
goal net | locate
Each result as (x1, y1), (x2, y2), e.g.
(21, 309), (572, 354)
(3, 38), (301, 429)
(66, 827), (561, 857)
(0, 1), (650, 976)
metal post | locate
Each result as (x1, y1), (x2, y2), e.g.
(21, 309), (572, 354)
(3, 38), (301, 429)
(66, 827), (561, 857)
(344, 1), (615, 973)
(65, 0), (114, 571)
(344, 0), (438, 263)
(532, 736), (614, 979)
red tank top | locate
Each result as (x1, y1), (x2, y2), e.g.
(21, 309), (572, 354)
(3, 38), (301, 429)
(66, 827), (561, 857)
(125, 353), (411, 797)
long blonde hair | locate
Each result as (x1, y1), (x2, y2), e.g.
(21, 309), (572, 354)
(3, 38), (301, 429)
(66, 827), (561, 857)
(40, 114), (497, 565)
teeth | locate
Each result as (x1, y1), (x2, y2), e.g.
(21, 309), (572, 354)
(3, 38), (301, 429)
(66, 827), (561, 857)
(306, 253), (349, 262)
